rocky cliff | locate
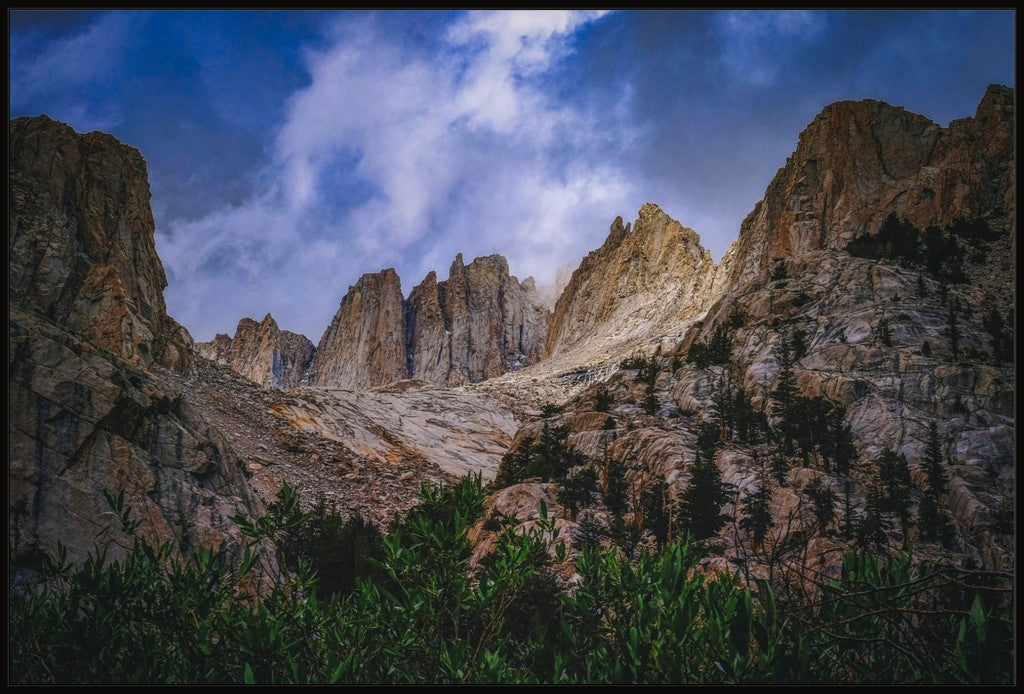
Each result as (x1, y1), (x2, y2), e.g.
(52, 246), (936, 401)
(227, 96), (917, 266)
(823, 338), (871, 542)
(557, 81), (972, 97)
(309, 268), (408, 389)
(478, 85), (1015, 578)
(9, 115), (193, 373)
(8, 116), (271, 575)
(407, 254), (549, 386)
(197, 314), (314, 389)
(725, 84), (1015, 293)
(312, 254), (549, 389)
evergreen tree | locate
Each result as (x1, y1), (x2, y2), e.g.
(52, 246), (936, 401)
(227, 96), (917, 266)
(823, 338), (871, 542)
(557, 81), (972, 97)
(602, 456), (629, 518)
(594, 386), (614, 412)
(922, 422), (948, 496)
(574, 511), (607, 552)
(806, 480), (836, 535)
(878, 449), (913, 535)
(771, 342), (799, 455)
(856, 481), (892, 553)
(790, 327), (809, 361)
(494, 435), (535, 487)
(946, 302), (961, 361)
(677, 452), (732, 541)
(917, 494), (955, 548)
(556, 468), (598, 521)
(877, 316), (892, 347)
(739, 477), (774, 550)
(639, 478), (673, 551)
(982, 308), (1013, 363)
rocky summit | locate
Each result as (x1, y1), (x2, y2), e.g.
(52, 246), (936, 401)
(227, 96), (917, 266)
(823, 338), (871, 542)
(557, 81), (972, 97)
(197, 314), (314, 389)
(7, 85), (1015, 598)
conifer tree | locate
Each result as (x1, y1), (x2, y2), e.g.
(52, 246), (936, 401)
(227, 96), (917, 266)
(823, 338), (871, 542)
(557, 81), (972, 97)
(922, 422), (948, 496)
(806, 480), (836, 535)
(917, 494), (955, 548)
(556, 468), (598, 521)
(677, 452), (732, 541)
(602, 456), (629, 518)
(739, 476), (774, 550)
(856, 481), (891, 553)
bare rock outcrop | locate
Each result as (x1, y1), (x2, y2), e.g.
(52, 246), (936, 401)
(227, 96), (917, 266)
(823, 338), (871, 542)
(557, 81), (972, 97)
(544, 203), (721, 365)
(726, 84), (1015, 292)
(313, 254), (549, 390)
(197, 314), (314, 389)
(310, 268), (407, 389)
(8, 116), (269, 576)
(9, 115), (193, 373)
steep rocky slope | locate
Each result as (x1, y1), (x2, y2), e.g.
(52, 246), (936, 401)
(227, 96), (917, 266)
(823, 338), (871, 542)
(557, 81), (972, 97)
(8, 116), (268, 573)
(197, 314), (314, 389)
(9, 115), (193, 373)
(478, 85), (1015, 578)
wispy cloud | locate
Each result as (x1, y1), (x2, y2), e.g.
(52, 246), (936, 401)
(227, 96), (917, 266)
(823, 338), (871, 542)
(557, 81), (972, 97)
(159, 10), (633, 340)
(715, 10), (825, 86)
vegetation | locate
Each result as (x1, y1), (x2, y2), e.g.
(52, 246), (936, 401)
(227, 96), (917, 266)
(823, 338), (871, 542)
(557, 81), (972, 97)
(10, 478), (1011, 684)
(845, 213), (998, 283)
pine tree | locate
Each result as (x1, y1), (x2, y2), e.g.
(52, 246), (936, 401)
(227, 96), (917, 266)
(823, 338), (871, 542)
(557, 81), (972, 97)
(739, 477), (774, 550)
(917, 494), (955, 548)
(878, 449), (913, 535)
(677, 452), (732, 541)
(556, 467), (598, 521)
(806, 480), (836, 535)
(856, 481), (892, 553)
(946, 301), (961, 360)
(922, 422), (948, 496)
(574, 510), (606, 552)
(771, 341), (799, 455)
(639, 478), (673, 551)
(494, 435), (535, 487)
(602, 456), (629, 518)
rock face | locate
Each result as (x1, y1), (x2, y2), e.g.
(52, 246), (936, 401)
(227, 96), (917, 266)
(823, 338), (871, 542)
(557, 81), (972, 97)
(8, 116), (269, 575)
(545, 203), (722, 364)
(9, 115), (193, 373)
(310, 269), (408, 389)
(481, 86), (1015, 576)
(726, 84), (1015, 291)
(197, 314), (314, 389)
(313, 254), (549, 389)
(409, 254), (549, 385)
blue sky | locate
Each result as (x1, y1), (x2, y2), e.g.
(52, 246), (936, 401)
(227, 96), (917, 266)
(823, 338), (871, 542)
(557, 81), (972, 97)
(9, 10), (1015, 341)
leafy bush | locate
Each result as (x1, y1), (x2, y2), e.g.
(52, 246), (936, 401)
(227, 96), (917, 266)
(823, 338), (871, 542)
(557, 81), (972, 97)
(10, 477), (1011, 684)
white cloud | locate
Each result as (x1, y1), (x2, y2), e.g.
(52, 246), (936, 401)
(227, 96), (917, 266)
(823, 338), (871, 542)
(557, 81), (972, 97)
(162, 10), (637, 341)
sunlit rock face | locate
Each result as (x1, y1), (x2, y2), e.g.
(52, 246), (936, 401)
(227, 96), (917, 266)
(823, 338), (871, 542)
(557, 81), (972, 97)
(8, 116), (270, 575)
(197, 314), (314, 390)
(311, 254), (549, 390)
(309, 268), (408, 390)
(481, 85), (1015, 576)
(724, 84), (1014, 297)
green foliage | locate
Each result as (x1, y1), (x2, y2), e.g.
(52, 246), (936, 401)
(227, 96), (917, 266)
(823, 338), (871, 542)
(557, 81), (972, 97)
(739, 478), (774, 548)
(280, 495), (384, 599)
(686, 323), (735, 369)
(638, 478), (673, 551)
(575, 511), (607, 552)
(593, 386), (614, 413)
(540, 402), (563, 419)
(876, 316), (892, 347)
(676, 451), (732, 541)
(917, 494), (955, 548)
(845, 213), (993, 284)
(920, 340), (932, 356)
(789, 327), (809, 360)
(602, 457), (629, 518)
(806, 480), (836, 535)
(770, 259), (788, 281)
(945, 301), (961, 360)
(601, 416), (616, 430)
(922, 422), (948, 496)
(494, 424), (588, 487)
(981, 308), (1012, 362)
(10, 478), (1011, 684)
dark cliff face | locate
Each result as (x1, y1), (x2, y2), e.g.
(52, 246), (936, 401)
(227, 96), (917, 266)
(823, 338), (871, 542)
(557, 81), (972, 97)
(8, 116), (272, 576)
(9, 115), (193, 373)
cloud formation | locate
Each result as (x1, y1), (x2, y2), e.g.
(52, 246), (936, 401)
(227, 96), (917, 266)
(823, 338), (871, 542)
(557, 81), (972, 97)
(158, 10), (634, 340)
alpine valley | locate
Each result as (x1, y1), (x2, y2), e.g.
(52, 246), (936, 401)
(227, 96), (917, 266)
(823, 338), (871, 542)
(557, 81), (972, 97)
(8, 85), (1015, 684)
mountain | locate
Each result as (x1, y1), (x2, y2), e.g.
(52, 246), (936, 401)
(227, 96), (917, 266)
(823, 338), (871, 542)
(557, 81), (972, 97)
(197, 314), (314, 389)
(8, 116), (271, 574)
(478, 85), (1015, 576)
(308, 254), (549, 389)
